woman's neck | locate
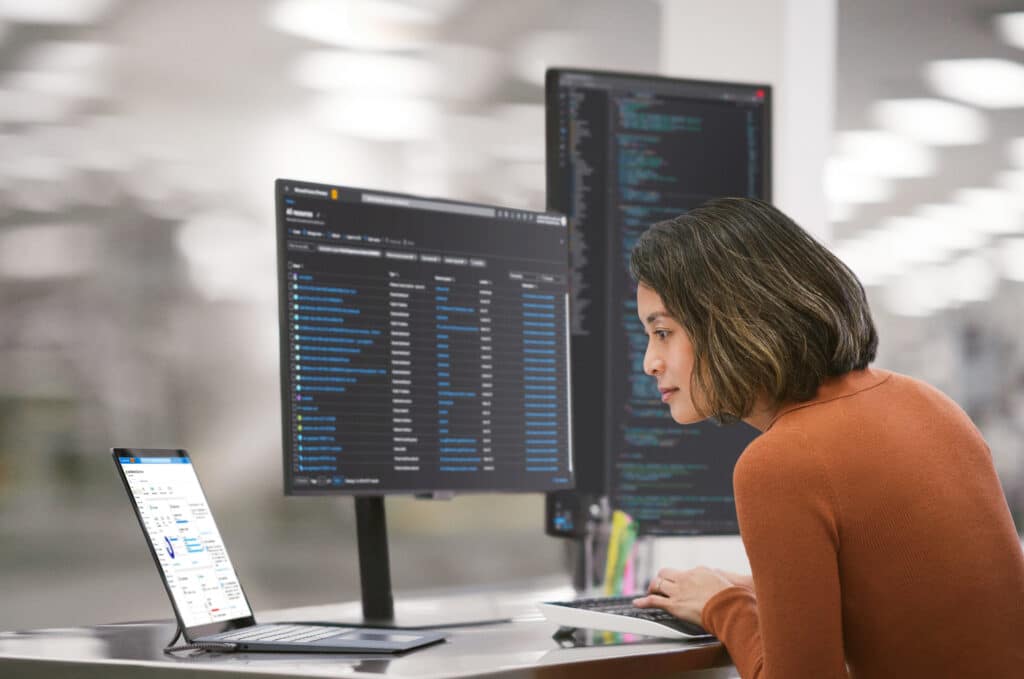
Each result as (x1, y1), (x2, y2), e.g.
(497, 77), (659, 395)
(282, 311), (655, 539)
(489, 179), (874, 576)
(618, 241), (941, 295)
(743, 397), (781, 432)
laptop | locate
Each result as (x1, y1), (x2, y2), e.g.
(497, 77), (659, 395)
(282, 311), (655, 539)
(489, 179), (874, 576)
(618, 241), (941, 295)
(112, 448), (446, 653)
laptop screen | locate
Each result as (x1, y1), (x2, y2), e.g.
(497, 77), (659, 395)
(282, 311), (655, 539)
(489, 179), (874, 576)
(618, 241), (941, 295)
(117, 453), (253, 628)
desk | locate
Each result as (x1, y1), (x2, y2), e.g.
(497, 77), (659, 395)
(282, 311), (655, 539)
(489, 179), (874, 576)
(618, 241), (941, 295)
(0, 584), (737, 678)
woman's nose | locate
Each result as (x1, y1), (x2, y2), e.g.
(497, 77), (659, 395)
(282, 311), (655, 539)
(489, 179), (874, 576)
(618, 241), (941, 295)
(644, 348), (663, 376)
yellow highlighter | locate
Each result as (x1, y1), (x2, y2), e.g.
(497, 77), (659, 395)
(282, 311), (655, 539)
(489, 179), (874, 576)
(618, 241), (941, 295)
(603, 510), (635, 596)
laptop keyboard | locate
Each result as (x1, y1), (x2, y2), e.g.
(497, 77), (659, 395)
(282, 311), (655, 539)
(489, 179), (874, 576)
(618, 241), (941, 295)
(554, 596), (711, 637)
(213, 624), (343, 643)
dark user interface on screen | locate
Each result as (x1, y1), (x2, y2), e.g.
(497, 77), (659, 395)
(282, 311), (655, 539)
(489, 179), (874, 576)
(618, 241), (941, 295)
(548, 71), (770, 534)
(277, 182), (574, 495)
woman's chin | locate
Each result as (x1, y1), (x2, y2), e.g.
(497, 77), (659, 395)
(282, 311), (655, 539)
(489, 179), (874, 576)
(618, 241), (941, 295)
(669, 406), (706, 426)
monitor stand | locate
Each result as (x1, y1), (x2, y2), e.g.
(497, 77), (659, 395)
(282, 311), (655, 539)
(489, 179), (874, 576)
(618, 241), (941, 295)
(320, 496), (513, 630)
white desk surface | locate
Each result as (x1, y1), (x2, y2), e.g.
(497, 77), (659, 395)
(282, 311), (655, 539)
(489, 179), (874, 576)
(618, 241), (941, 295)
(0, 582), (737, 679)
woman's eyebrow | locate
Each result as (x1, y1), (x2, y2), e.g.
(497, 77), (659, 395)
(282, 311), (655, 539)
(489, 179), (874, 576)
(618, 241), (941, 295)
(645, 310), (671, 324)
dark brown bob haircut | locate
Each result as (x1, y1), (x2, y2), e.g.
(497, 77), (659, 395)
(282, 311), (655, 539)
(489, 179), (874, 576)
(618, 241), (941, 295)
(630, 197), (878, 423)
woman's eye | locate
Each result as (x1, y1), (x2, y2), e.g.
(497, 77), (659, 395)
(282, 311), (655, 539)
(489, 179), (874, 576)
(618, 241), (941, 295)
(655, 330), (670, 340)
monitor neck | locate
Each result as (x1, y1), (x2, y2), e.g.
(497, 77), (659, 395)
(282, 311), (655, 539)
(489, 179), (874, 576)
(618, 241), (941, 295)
(355, 496), (394, 623)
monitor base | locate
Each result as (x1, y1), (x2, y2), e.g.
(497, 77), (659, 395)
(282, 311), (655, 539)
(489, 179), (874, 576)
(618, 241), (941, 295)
(303, 613), (512, 631)
(281, 595), (512, 630)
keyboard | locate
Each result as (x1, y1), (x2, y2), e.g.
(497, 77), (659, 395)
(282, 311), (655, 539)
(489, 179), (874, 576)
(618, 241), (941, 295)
(537, 596), (713, 640)
(209, 624), (343, 643)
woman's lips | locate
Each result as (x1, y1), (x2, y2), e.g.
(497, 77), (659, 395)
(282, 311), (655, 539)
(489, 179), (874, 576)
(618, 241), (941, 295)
(660, 388), (678, 403)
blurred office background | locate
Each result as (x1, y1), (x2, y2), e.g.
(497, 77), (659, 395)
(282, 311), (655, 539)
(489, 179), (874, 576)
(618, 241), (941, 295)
(1, 0), (1021, 631)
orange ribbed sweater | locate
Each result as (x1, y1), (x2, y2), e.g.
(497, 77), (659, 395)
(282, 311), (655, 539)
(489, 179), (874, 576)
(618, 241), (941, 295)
(701, 368), (1024, 678)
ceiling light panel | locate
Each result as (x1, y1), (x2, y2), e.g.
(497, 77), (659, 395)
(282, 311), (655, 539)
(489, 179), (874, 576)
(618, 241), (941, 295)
(949, 253), (998, 304)
(913, 203), (989, 252)
(995, 12), (1024, 50)
(834, 230), (913, 285)
(871, 98), (988, 146)
(925, 59), (1024, 108)
(824, 156), (892, 204)
(883, 267), (948, 317)
(878, 215), (955, 265)
(836, 130), (937, 179)
(827, 201), (855, 223)
(954, 187), (1024, 235)
(294, 51), (437, 95)
(269, 0), (439, 50)
(5, 69), (108, 98)
(312, 94), (441, 141)
(18, 41), (110, 71)
(1010, 137), (1024, 168)
(996, 170), (1024, 210)
(1001, 237), (1024, 282)
(0, 0), (114, 24)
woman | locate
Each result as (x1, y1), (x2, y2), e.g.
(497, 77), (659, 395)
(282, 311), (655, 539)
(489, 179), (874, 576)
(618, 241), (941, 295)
(628, 198), (1024, 678)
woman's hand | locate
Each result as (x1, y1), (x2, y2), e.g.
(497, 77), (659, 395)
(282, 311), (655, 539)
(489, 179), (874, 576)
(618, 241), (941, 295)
(632, 566), (735, 624)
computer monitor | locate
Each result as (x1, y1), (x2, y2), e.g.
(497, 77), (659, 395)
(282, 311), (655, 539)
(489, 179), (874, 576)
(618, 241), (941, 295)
(545, 69), (771, 537)
(275, 179), (573, 623)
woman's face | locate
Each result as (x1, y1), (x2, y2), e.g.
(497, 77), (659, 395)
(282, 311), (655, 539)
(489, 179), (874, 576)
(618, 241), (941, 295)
(637, 284), (704, 425)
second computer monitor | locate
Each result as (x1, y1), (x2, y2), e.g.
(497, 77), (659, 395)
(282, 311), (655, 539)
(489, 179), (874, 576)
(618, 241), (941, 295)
(276, 180), (573, 495)
(546, 69), (771, 535)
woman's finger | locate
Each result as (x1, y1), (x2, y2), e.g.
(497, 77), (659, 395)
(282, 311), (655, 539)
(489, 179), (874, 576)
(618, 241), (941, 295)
(656, 567), (679, 582)
(632, 594), (667, 608)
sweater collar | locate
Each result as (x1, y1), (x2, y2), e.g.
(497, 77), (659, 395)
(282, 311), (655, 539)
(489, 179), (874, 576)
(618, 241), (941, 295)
(764, 367), (892, 432)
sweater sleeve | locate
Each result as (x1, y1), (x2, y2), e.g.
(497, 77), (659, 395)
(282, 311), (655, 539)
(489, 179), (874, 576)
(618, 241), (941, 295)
(701, 435), (850, 679)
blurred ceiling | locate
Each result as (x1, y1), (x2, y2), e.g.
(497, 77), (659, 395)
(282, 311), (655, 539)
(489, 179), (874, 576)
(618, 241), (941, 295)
(832, 0), (1024, 240)
(0, 0), (1022, 318)
(0, 0), (661, 236)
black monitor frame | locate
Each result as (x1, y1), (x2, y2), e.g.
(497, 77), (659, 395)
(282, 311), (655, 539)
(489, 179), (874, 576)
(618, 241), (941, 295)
(275, 181), (573, 498)
(544, 68), (772, 538)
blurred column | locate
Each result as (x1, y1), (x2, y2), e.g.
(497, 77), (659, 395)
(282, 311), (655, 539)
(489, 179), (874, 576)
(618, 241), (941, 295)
(660, 0), (837, 242)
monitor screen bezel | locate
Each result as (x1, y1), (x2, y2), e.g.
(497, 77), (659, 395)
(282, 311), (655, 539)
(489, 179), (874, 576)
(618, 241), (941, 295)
(274, 179), (575, 497)
(111, 447), (259, 640)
